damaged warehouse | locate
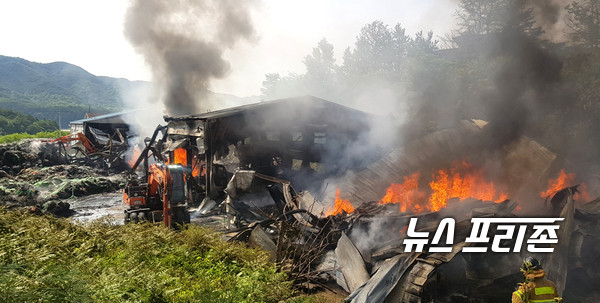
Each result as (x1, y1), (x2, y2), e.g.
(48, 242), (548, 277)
(125, 95), (382, 225)
(123, 97), (600, 302)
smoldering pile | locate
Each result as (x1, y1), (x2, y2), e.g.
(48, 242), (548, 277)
(187, 118), (600, 302)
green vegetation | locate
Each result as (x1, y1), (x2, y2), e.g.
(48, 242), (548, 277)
(0, 209), (298, 303)
(0, 55), (150, 128)
(261, 0), (600, 172)
(0, 108), (59, 135)
(0, 130), (69, 144)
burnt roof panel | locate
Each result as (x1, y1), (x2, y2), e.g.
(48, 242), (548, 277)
(163, 95), (369, 122)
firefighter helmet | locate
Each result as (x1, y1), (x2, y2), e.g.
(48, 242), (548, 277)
(521, 256), (542, 271)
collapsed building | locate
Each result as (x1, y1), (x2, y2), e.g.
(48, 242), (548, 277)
(130, 95), (377, 201)
(68, 110), (136, 148)
(125, 96), (381, 225)
(124, 96), (600, 302)
(40, 110), (144, 169)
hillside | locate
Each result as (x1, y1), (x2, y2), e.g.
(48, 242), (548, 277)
(0, 55), (153, 128)
(0, 55), (259, 129)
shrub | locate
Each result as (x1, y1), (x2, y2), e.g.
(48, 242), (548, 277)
(0, 130), (70, 144)
(0, 209), (296, 303)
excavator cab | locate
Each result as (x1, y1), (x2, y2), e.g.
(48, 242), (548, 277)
(123, 164), (190, 226)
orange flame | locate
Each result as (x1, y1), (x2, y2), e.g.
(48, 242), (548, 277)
(326, 188), (355, 216)
(378, 172), (426, 213)
(191, 155), (204, 177)
(379, 160), (508, 213)
(128, 146), (142, 168)
(429, 161), (507, 211)
(540, 169), (590, 201)
(172, 148), (187, 166)
(192, 159), (200, 177)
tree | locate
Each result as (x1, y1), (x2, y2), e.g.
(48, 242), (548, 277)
(26, 124), (43, 134)
(261, 73), (282, 97)
(409, 31), (439, 56)
(260, 73), (305, 100)
(303, 39), (337, 96)
(456, 0), (507, 35)
(455, 0), (542, 38)
(566, 0), (600, 48)
(343, 20), (395, 74)
(391, 24), (411, 71)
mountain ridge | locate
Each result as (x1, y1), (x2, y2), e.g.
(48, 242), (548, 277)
(0, 55), (258, 128)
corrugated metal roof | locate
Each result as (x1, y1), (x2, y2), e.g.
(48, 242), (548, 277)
(69, 109), (141, 124)
(164, 95), (367, 121)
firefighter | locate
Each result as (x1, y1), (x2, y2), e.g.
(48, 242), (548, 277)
(512, 256), (563, 303)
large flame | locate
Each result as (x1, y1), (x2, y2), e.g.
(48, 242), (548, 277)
(540, 169), (590, 201)
(429, 161), (507, 211)
(172, 148), (187, 165)
(379, 172), (426, 213)
(326, 188), (355, 216)
(379, 160), (507, 213)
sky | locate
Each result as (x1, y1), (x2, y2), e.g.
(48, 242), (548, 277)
(0, 0), (458, 97)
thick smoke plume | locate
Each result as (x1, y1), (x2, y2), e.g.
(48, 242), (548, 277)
(124, 0), (258, 116)
(481, 29), (563, 147)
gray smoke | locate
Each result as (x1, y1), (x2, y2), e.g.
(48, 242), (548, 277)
(481, 29), (563, 148)
(526, 0), (573, 42)
(124, 0), (258, 116)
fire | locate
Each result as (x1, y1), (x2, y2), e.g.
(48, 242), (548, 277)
(192, 159), (200, 177)
(378, 172), (426, 213)
(379, 160), (508, 213)
(128, 146), (142, 167)
(172, 148), (187, 165)
(191, 155), (204, 177)
(540, 169), (590, 201)
(540, 169), (574, 198)
(429, 161), (507, 211)
(326, 188), (355, 216)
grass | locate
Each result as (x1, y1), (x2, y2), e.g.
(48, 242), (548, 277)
(0, 209), (298, 303)
(0, 130), (69, 144)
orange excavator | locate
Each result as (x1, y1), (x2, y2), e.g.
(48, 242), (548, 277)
(52, 133), (97, 154)
(123, 163), (190, 226)
(123, 125), (192, 227)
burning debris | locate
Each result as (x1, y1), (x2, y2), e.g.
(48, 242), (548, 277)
(123, 96), (379, 226)
(118, 97), (600, 301)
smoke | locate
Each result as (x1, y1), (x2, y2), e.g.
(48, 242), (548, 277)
(526, 0), (573, 42)
(123, 0), (259, 116)
(481, 29), (563, 147)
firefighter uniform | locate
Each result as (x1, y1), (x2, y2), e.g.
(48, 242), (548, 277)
(512, 269), (560, 303)
(512, 257), (562, 303)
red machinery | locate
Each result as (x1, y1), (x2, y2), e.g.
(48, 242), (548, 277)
(52, 133), (98, 154)
(123, 163), (190, 226)
(123, 126), (192, 227)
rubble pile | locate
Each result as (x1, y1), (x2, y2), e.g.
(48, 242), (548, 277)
(180, 119), (600, 302)
(0, 141), (41, 174)
(0, 141), (125, 216)
(205, 172), (600, 302)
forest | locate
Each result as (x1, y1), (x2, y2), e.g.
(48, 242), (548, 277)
(261, 0), (600, 175)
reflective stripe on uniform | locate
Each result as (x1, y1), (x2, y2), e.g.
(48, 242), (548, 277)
(534, 287), (555, 295)
(529, 300), (555, 303)
(513, 290), (524, 300)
